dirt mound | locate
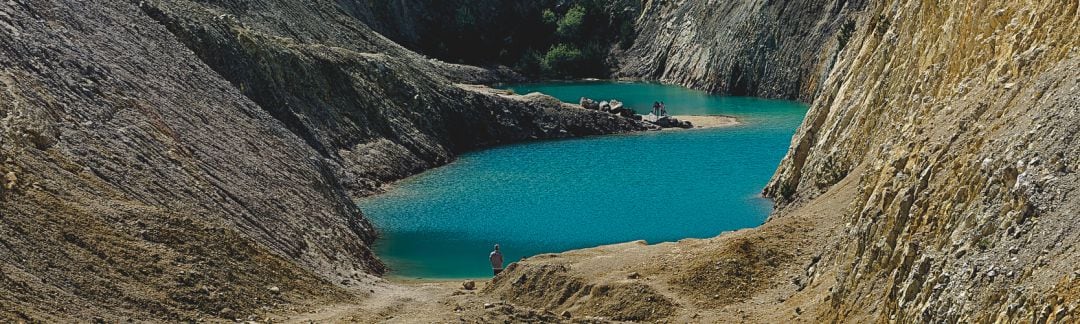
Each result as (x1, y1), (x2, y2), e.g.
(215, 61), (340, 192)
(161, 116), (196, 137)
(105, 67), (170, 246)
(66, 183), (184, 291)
(486, 263), (677, 322)
(670, 236), (794, 306)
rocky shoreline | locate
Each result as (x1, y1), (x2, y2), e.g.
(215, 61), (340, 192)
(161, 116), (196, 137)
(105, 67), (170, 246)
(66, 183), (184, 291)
(468, 85), (744, 131)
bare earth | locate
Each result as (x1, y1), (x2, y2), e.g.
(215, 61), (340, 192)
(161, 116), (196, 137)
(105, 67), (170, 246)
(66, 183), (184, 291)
(670, 115), (741, 129)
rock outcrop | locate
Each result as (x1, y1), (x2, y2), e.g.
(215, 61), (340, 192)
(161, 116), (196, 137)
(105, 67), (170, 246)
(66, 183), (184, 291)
(613, 0), (865, 101)
(0, 0), (644, 321)
(764, 0), (1079, 321)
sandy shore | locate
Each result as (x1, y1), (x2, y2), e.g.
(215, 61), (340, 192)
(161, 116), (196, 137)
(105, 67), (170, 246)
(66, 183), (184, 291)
(670, 114), (741, 129)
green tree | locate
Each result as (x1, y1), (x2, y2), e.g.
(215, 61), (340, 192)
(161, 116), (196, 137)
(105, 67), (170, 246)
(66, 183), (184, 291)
(556, 5), (586, 41)
(541, 43), (585, 77)
(542, 9), (558, 25)
(515, 49), (543, 76)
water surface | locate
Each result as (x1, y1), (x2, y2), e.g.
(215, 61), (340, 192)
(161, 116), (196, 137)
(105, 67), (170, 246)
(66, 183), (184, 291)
(360, 81), (807, 279)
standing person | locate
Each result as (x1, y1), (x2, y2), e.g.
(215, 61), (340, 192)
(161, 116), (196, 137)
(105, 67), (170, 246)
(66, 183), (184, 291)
(660, 101), (667, 116)
(652, 101), (660, 116)
(489, 244), (504, 276)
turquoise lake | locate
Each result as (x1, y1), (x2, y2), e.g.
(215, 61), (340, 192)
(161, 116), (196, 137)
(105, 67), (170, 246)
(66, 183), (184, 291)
(359, 81), (808, 279)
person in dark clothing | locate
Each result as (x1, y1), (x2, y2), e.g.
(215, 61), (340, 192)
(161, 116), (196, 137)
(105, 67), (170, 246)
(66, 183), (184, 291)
(489, 244), (504, 276)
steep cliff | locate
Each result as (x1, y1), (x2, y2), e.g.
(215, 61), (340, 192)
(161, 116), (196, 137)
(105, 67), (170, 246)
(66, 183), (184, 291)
(613, 0), (865, 101)
(765, 0), (1079, 321)
(0, 0), (645, 321)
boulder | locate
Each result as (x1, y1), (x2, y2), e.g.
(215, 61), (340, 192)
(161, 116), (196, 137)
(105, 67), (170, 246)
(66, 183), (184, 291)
(611, 107), (635, 118)
(580, 97), (599, 110)
(4, 172), (16, 190)
(609, 100), (624, 110)
(219, 307), (235, 319)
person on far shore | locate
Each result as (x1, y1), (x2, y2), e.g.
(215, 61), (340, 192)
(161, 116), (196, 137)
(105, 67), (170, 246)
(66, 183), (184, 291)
(489, 244), (504, 276)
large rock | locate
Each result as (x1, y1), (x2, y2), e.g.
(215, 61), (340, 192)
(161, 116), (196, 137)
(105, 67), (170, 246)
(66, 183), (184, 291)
(581, 97), (600, 110)
(613, 0), (864, 100)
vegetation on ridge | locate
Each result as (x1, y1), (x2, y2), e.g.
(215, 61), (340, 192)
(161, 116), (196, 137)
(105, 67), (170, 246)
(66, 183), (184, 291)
(363, 0), (639, 79)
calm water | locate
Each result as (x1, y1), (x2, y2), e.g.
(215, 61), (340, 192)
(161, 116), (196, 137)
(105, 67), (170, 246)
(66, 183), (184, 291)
(360, 81), (807, 279)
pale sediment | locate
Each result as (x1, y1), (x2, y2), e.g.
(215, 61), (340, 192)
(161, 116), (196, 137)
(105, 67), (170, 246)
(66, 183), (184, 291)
(668, 115), (741, 129)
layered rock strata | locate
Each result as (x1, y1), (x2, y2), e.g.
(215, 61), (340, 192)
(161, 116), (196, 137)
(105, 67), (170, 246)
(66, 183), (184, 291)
(0, 0), (644, 321)
(765, 0), (1079, 321)
(613, 0), (866, 100)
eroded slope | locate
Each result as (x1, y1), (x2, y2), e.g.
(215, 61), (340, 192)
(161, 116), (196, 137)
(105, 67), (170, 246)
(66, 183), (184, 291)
(0, 1), (366, 321)
(0, 0), (645, 321)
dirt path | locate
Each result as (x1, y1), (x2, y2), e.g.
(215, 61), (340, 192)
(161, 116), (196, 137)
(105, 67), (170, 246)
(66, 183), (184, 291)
(282, 282), (455, 323)
(272, 278), (528, 323)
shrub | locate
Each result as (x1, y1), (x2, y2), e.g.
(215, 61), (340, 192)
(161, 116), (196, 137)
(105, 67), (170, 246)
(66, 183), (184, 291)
(541, 43), (585, 76)
(514, 49), (543, 76)
(556, 5), (586, 41)
(542, 9), (558, 25)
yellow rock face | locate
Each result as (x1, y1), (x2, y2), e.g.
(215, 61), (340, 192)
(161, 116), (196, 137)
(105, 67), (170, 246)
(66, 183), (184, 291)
(766, 0), (1078, 322)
